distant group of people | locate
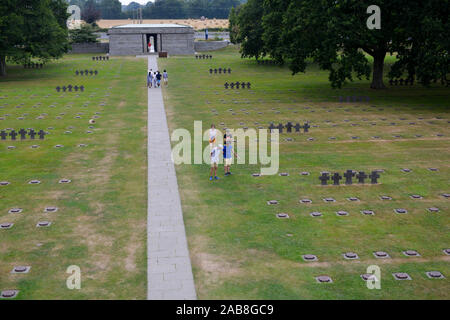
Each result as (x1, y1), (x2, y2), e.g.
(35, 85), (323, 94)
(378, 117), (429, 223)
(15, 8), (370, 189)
(147, 69), (168, 88)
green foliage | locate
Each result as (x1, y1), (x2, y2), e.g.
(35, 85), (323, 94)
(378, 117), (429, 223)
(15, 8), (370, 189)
(69, 24), (99, 44)
(234, 0), (265, 59)
(231, 0), (449, 89)
(0, 0), (69, 76)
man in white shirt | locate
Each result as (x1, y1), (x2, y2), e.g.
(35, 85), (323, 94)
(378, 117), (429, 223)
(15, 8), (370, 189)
(209, 144), (221, 181)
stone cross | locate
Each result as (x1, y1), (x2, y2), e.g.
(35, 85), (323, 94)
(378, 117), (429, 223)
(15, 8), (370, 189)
(344, 170), (355, 185)
(369, 171), (380, 184)
(285, 122), (293, 133)
(319, 173), (330, 185)
(276, 123), (283, 133)
(28, 129), (36, 139)
(9, 130), (17, 140)
(18, 128), (27, 140)
(0, 130), (7, 140)
(38, 130), (46, 140)
(303, 122), (310, 133)
(331, 172), (342, 185)
(294, 123), (301, 132)
(224, 82), (229, 89)
(356, 171), (368, 183)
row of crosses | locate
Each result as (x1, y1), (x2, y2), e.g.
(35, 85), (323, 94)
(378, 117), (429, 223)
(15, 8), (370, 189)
(269, 122), (310, 133)
(338, 96), (370, 103)
(224, 82), (251, 89)
(56, 85), (84, 92)
(389, 79), (415, 86)
(257, 60), (278, 65)
(196, 55), (212, 59)
(319, 170), (380, 185)
(209, 68), (231, 74)
(0, 129), (46, 140)
(24, 63), (44, 69)
(75, 70), (98, 76)
(92, 56), (109, 61)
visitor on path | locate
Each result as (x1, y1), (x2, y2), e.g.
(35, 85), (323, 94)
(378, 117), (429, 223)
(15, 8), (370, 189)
(163, 70), (168, 86)
(147, 69), (153, 88)
(210, 144), (221, 181)
(223, 133), (237, 176)
(209, 124), (217, 147)
(153, 72), (157, 88)
(156, 71), (162, 87)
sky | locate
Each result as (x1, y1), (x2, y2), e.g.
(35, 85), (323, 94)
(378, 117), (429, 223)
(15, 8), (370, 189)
(119, 0), (151, 5)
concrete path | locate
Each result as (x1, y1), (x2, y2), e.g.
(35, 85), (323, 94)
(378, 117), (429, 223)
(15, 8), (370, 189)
(147, 56), (197, 300)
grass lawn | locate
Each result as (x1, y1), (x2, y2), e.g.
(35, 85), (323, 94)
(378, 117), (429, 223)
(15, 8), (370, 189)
(0, 55), (148, 299)
(158, 46), (450, 299)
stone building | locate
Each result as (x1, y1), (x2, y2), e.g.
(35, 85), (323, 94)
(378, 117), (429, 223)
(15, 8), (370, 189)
(108, 24), (195, 56)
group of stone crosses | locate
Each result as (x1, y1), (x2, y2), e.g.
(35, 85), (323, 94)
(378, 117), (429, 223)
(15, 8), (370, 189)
(55, 85), (84, 92)
(224, 82), (251, 89)
(209, 68), (231, 74)
(269, 122), (310, 133)
(196, 54), (212, 59)
(92, 56), (109, 61)
(257, 60), (280, 65)
(23, 62), (44, 69)
(0, 128), (46, 140)
(389, 78), (415, 86)
(75, 70), (98, 76)
(319, 170), (380, 185)
(339, 96), (370, 103)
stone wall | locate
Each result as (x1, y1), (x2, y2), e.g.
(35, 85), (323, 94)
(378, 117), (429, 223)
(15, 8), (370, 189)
(69, 43), (109, 54)
(194, 32), (230, 40)
(194, 41), (229, 52)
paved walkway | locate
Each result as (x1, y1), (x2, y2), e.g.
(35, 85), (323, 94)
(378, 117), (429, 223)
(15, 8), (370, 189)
(147, 56), (197, 300)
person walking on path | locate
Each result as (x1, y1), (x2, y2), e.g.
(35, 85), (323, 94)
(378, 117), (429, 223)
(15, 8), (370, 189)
(153, 71), (157, 88)
(147, 69), (153, 88)
(156, 71), (162, 87)
(163, 69), (168, 86)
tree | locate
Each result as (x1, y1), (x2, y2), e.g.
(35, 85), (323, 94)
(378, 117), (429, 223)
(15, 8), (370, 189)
(82, 0), (101, 24)
(99, 0), (122, 19)
(234, 0), (265, 59)
(231, 0), (450, 89)
(69, 24), (99, 43)
(0, 0), (69, 76)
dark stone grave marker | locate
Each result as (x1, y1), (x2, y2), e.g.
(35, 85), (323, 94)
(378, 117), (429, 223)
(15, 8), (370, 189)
(343, 252), (359, 260)
(336, 211), (349, 216)
(356, 171), (367, 184)
(302, 254), (318, 262)
(426, 271), (445, 279)
(344, 170), (355, 185)
(310, 211), (322, 217)
(403, 250), (420, 257)
(319, 173), (330, 185)
(369, 171), (380, 184)
(316, 276), (332, 283)
(331, 172), (342, 185)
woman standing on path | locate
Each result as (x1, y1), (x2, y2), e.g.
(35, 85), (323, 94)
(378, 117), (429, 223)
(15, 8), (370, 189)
(163, 70), (168, 86)
(147, 69), (153, 88)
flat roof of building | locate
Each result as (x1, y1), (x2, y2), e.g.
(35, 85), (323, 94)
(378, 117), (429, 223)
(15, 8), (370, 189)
(112, 24), (190, 29)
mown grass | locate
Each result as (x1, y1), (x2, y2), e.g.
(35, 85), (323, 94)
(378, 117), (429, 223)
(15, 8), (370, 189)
(0, 54), (148, 299)
(158, 45), (449, 299)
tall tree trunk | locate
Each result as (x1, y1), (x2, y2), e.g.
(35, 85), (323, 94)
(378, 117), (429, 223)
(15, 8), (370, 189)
(371, 51), (386, 89)
(0, 56), (6, 76)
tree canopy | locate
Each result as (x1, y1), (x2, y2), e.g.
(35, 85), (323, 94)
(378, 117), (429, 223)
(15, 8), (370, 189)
(0, 0), (69, 76)
(230, 0), (449, 89)
(69, 0), (241, 20)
